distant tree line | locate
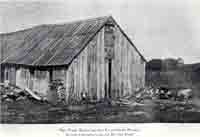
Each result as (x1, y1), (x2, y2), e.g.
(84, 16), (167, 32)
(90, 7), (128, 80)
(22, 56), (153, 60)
(145, 57), (200, 89)
(146, 58), (184, 71)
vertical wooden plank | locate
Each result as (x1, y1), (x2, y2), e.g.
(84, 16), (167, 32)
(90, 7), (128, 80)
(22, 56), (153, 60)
(79, 53), (83, 97)
(77, 55), (80, 101)
(87, 41), (91, 99)
(93, 38), (97, 100)
(9, 67), (13, 85)
(34, 70), (37, 92)
(115, 30), (119, 97)
(70, 66), (74, 102)
(111, 57), (115, 98)
(121, 32), (125, 96)
(123, 32), (127, 96)
(29, 69), (34, 90)
(79, 53), (83, 100)
(9, 67), (12, 84)
(4, 67), (7, 82)
(118, 30), (122, 97)
(130, 46), (134, 92)
(127, 39), (131, 95)
(68, 66), (73, 102)
(63, 69), (66, 89)
(116, 29), (120, 98)
(100, 31), (103, 100)
(27, 68), (30, 89)
(96, 31), (100, 100)
(100, 29), (105, 99)
(125, 32), (129, 95)
(84, 44), (88, 96)
(77, 55), (80, 100)
(91, 40), (94, 99)
(90, 41), (94, 99)
(101, 29), (105, 99)
(80, 50), (84, 95)
(74, 58), (78, 101)
(65, 68), (68, 102)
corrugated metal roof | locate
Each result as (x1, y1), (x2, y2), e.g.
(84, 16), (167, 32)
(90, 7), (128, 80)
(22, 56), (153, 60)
(0, 16), (146, 67)
(0, 16), (108, 66)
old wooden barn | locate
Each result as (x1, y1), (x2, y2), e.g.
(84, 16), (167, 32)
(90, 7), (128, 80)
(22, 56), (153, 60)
(0, 16), (146, 103)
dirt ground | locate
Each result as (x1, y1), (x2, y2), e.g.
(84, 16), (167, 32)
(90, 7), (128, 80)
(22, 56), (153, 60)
(1, 98), (200, 123)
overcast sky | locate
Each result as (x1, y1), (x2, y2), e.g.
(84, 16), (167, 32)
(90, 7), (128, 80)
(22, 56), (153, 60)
(0, 0), (200, 64)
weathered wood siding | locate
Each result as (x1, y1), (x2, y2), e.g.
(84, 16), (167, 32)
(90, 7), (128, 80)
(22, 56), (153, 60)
(15, 68), (49, 96)
(3, 66), (16, 85)
(16, 68), (29, 88)
(32, 70), (49, 95)
(111, 27), (145, 98)
(64, 28), (106, 102)
(62, 25), (145, 102)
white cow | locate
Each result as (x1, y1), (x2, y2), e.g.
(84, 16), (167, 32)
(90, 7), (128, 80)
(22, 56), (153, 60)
(177, 89), (192, 101)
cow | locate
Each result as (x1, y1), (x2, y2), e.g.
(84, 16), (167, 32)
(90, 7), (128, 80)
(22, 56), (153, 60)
(177, 89), (192, 102)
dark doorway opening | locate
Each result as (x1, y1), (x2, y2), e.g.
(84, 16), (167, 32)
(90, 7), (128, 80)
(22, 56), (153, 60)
(49, 69), (53, 82)
(108, 59), (112, 98)
(0, 65), (4, 83)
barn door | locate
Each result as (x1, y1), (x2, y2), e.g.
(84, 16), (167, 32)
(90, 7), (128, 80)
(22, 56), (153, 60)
(104, 23), (115, 99)
(108, 59), (112, 98)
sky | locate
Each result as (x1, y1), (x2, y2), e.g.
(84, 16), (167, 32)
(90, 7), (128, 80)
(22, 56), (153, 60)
(0, 0), (200, 64)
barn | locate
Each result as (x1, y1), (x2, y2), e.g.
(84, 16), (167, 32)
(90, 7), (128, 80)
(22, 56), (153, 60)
(0, 16), (146, 103)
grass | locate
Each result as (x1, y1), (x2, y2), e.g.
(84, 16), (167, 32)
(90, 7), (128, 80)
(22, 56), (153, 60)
(1, 97), (200, 123)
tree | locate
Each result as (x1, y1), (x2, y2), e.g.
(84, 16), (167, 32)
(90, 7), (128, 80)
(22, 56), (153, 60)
(146, 59), (162, 71)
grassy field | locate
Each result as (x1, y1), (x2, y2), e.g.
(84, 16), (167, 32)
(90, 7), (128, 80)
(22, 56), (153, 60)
(1, 98), (200, 123)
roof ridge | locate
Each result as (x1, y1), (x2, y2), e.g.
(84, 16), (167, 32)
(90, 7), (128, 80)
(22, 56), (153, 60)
(0, 15), (111, 36)
(50, 15), (111, 26)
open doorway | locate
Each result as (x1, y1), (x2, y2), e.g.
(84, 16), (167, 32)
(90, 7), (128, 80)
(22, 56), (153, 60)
(108, 59), (112, 98)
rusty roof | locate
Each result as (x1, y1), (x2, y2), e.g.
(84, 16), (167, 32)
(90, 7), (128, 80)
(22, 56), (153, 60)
(0, 16), (146, 67)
